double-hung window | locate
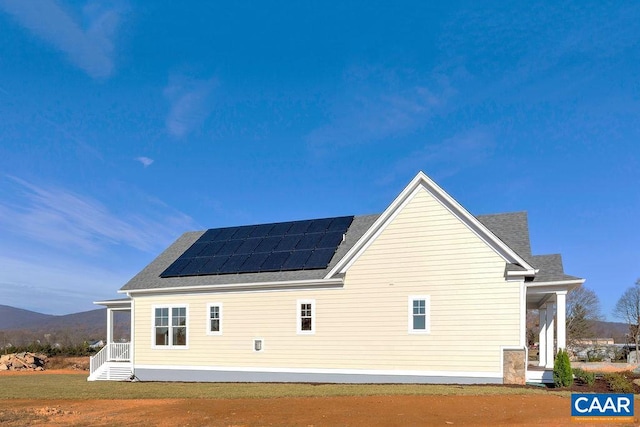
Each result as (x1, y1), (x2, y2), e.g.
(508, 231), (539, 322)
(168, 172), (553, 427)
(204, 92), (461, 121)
(154, 306), (188, 347)
(297, 299), (315, 334)
(408, 296), (430, 334)
(207, 303), (223, 335)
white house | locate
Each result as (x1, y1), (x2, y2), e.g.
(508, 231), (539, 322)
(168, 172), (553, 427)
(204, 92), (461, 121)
(89, 172), (583, 384)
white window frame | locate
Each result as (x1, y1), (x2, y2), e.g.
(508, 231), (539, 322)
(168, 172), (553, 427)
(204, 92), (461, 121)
(296, 299), (315, 335)
(408, 296), (430, 334)
(152, 304), (189, 348)
(206, 303), (223, 336)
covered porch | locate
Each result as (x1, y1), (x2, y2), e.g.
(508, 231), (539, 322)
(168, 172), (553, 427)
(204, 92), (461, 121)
(88, 298), (132, 381)
(525, 280), (583, 383)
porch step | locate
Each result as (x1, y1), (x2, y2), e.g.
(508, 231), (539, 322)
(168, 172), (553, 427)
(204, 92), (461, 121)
(526, 368), (553, 384)
(88, 362), (132, 381)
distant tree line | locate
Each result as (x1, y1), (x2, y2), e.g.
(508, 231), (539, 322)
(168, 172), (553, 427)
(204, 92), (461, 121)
(0, 327), (120, 356)
(1, 341), (97, 357)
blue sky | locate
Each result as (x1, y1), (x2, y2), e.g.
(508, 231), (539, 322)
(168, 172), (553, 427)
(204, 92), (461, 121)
(0, 1), (638, 318)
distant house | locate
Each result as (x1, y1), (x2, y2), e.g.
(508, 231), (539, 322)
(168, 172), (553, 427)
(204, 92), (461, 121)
(88, 340), (105, 349)
(89, 172), (583, 384)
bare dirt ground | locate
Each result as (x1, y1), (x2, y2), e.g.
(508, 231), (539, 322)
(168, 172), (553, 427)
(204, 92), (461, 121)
(0, 365), (615, 426)
(1, 391), (575, 426)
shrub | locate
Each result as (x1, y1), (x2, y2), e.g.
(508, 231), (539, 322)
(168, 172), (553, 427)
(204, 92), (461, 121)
(553, 349), (573, 387)
(586, 351), (604, 362)
(603, 372), (635, 393)
(572, 368), (595, 386)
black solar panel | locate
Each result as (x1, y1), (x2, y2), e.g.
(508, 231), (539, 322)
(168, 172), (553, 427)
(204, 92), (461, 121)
(179, 257), (210, 276)
(199, 241), (225, 257)
(218, 254), (251, 273)
(200, 256), (228, 275)
(160, 215), (354, 278)
(295, 233), (322, 250)
(282, 249), (312, 269)
(287, 220), (312, 235)
(275, 235), (300, 251)
(239, 252), (270, 273)
(259, 251), (291, 272)
(230, 225), (255, 240)
(305, 248), (337, 268)
(235, 238), (262, 254)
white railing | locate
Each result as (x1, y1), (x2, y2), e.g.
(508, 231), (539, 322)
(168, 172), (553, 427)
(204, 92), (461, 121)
(89, 343), (131, 376)
(108, 342), (130, 361)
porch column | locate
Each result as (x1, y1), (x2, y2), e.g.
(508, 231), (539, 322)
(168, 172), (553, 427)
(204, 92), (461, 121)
(106, 308), (113, 344)
(538, 307), (547, 367)
(545, 303), (555, 369)
(556, 291), (567, 351)
(106, 308), (113, 361)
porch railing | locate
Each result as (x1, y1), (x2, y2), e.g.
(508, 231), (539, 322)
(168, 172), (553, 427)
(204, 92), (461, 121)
(89, 343), (131, 376)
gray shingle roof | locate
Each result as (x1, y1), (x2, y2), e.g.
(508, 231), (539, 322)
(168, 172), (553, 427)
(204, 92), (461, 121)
(476, 211), (582, 283)
(476, 212), (532, 259)
(120, 210), (582, 292)
(529, 254), (582, 283)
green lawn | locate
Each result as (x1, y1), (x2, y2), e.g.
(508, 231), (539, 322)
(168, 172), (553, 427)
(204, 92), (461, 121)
(0, 374), (569, 400)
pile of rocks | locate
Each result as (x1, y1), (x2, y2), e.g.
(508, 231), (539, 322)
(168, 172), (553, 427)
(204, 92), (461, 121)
(0, 352), (47, 371)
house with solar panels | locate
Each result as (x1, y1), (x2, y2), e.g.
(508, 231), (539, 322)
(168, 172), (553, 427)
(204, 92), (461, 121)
(89, 171), (584, 384)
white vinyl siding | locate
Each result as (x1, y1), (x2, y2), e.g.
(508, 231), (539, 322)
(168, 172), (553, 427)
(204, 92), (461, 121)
(133, 187), (520, 373)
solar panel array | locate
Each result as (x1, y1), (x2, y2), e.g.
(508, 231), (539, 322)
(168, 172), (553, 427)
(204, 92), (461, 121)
(160, 216), (354, 277)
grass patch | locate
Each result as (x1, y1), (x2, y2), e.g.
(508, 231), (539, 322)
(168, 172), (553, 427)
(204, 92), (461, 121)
(0, 373), (569, 400)
(0, 409), (46, 426)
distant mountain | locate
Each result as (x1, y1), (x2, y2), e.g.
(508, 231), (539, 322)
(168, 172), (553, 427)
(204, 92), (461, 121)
(0, 305), (130, 346)
(590, 319), (629, 343)
(0, 305), (55, 330)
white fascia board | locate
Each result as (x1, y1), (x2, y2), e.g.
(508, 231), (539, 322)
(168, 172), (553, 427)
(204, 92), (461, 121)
(526, 279), (585, 289)
(326, 171), (535, 278)
(526, 279), (585, 296)
(93, 299), (132, 308)
(119, 278), (344, 295)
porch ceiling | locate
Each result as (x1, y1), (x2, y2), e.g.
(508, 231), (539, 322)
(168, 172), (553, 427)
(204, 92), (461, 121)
(526, 280), (583, 310)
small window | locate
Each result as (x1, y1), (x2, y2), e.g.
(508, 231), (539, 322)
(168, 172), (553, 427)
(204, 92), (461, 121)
(154, 305), (188, 347)
(207, 303), (223, 335)
(297, 299), (315, 334)
(408, 296), (430, 334)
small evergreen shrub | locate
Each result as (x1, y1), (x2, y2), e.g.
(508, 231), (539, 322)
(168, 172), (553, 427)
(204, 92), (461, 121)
(603, 372), (635, 393)
(572, 368), (595, 386)
(553, 349), (573, 387)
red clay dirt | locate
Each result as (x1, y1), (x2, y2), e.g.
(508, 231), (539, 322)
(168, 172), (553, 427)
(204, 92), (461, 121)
(0, 369), (623, 426)
(1, 393), (577, 426)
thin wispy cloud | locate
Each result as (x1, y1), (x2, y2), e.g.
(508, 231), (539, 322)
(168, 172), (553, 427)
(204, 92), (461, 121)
(0, 176), (196, 254)
(136, 156), (154, 167)
(0, 253), (130, 314)
(439, 3), (640, 105)
(381, 128), (497, 184)
(306, 65), (452, 152)
(164, 74), (218, 138)
(0, 0), (124, 79)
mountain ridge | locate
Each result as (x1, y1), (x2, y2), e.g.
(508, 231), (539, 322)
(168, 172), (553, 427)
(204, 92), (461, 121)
(0, 305), (130, 346)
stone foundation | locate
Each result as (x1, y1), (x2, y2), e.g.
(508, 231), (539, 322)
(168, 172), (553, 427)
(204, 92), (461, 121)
(503, 349), (526, 385)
